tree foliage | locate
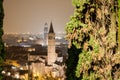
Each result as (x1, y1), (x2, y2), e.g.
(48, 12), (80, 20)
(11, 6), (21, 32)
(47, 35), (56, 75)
(65, 0), (120, 80)
(118, 0), (120, 50)
(0, 0), (4, 79)
(65, 45), (81, 80)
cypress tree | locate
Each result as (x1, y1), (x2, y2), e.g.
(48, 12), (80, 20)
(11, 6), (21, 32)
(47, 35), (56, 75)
(65, 45), (81, 80)
(65, 0), (120, 79)
(118, 0), (120, 50)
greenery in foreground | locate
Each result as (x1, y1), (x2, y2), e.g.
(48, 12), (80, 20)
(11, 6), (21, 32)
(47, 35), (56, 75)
(65, 0), (120, 80)
(0, 0), (4, 79)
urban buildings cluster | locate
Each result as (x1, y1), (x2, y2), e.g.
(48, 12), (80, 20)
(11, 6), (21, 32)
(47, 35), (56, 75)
(2, 22), (68, 80)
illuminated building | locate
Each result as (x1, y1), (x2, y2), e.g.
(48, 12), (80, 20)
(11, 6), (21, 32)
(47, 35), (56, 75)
(29, 22), (66, 79)
(44, 22), (48, 46)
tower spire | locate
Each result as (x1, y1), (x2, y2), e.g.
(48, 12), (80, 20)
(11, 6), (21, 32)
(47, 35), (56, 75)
(49, 22), (54, 33)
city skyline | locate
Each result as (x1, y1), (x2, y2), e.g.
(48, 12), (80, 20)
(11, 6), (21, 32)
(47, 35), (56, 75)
(3, 0), (74, 34)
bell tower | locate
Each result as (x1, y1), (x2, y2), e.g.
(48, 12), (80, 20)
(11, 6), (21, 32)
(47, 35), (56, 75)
(44, 23), (48, 46)
(47, 22), (56, 65)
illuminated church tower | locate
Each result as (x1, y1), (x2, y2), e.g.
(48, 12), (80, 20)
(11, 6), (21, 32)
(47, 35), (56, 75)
(47, 22), (57, 65)
(44, 23), (48, 46)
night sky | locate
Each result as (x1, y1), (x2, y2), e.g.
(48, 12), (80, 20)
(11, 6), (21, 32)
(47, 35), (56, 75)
(3, 0), (74, 34)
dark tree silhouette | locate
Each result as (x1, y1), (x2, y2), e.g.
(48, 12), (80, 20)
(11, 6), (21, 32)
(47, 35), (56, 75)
(0, 0), (5, 79)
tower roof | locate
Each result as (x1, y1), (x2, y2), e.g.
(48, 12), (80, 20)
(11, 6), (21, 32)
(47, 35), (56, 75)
(49, 22), (54, 33)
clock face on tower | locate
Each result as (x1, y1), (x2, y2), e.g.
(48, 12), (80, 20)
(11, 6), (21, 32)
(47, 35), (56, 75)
(49, 36), (54, 40)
